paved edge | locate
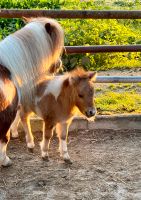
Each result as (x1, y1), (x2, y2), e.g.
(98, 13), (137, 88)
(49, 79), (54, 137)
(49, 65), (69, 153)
(17, 114), (141, 132)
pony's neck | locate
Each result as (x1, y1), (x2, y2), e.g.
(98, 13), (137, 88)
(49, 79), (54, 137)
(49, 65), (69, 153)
(58, 80), (76, 116)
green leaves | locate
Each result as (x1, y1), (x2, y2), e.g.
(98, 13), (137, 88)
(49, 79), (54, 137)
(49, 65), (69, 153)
(1, 0), (141, 71)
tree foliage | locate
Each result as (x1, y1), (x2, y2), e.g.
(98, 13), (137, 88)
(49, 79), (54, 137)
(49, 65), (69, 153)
(1, 0), (141, 71)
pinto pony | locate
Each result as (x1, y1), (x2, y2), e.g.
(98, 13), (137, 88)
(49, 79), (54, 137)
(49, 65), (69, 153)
(0, 18), (64, 167)
(11, 68), (97, 164)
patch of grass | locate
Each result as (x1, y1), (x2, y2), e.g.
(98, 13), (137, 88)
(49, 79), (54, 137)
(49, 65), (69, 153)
(96, 91), (141, 115)
(108, 83), (134, 91)
(96, 88), (103, 92)
(108, 84), (117, 90)
(137, 83), (141, 87)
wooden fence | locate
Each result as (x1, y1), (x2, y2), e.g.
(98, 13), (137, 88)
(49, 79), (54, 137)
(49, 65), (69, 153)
(1, 9), (141, 83)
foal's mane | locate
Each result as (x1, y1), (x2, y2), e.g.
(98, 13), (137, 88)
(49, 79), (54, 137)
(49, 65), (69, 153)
(70, 67), (89, 79)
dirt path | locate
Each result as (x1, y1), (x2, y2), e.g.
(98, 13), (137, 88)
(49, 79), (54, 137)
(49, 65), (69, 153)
(95, 68), (141, 95)
(98, 68), (141, 76)
(0, 129), (141, 200)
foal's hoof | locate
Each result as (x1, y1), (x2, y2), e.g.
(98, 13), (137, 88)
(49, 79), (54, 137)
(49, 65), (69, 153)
(11, 131), (19, 139)
(41, 151), (49, 161)
(28, 148), (34, 153)
(2, 157), (12, 167)
(64, 159), (73, 165)
(11, 135), (19, 139)
(42, 156), (49, 162)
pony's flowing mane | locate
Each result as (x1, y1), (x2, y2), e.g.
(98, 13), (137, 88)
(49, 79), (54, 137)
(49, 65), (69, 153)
(0, 17), (64, 104)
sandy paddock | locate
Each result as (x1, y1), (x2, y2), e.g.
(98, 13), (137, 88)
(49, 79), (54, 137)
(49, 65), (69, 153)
(0, 128), (141, 200)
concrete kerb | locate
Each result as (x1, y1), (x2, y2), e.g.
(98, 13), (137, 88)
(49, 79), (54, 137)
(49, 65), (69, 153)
(88, 115), (141, 130)
(17, 114), (141, 132)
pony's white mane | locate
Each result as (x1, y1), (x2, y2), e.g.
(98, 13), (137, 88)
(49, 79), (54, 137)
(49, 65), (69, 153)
(0, 18), (64, 104)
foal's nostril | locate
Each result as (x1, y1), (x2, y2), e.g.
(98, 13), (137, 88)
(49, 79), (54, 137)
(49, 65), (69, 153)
(85, 109), (96, 117)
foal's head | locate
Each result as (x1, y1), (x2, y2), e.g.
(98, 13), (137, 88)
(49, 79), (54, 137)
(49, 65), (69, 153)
(70, 68), (97, 118)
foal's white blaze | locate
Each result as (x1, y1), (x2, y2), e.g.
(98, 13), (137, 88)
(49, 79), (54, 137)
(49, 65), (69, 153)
(59, 139), (70, 160)
(43, 76), (67, 100)
(0, 142), (11, 166)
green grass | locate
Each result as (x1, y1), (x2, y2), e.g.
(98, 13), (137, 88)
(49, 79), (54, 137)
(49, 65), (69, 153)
(96, 91), (141, 115)
(137, 83), (141, 87)
(108, 83), (134, 91)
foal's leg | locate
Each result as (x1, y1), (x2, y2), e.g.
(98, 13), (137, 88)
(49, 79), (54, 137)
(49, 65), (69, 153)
(20, 113), (35, 151)
(0, 131), (12, 167)
(40, 122), (54, 161)
(10, 109), (20, 138)
(56, 122), (72, 164)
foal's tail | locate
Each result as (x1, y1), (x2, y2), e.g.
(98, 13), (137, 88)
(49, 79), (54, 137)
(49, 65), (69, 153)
(0, 17), (64, 104)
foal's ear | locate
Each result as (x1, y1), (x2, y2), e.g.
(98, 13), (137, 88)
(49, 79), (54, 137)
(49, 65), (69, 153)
(87, 71), (97, 81)
(45, 23), (52, 35)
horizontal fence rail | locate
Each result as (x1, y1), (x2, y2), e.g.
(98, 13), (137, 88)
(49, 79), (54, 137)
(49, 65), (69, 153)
(65, 45), (141, 53)
(1, 9), (141, 84)
(56, 75), (141, 83)
(1, 9), (141, 19)
(1, 10), (141, 53)
(96, 76), (141, 83)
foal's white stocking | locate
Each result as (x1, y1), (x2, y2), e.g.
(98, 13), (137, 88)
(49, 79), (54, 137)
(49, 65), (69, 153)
(56, 122), (71, 163)
(10, 109), (20, 138)
(40, 123), (53, 160)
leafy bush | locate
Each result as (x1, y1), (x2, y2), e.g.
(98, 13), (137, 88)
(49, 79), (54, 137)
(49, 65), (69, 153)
(0, 0), (64, 39)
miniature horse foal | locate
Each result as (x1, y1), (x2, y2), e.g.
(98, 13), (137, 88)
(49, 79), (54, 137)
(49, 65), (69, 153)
(11, 68), (97, 163)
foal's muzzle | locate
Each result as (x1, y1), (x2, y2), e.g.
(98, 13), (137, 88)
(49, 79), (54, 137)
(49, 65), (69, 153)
(85, 108), (96, 118)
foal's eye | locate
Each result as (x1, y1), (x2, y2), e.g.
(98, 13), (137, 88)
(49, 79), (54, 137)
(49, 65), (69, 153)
(78, 94), (83, 98)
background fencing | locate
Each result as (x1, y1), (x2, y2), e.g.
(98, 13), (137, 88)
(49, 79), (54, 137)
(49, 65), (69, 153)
(0, 9), (141, 83)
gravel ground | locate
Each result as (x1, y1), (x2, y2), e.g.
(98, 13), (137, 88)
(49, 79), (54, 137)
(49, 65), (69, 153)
(0, 129), (141, 200)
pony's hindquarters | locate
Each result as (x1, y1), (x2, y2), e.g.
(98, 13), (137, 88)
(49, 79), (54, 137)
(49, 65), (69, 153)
(0, 65), (19, 167)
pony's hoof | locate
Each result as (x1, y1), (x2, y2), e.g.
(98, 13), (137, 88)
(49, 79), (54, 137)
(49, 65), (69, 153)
(64, 159), (73, 165)
(42, 156), (49, 162)
(28, 148), (34, 153)
(2, 157), (12, 167)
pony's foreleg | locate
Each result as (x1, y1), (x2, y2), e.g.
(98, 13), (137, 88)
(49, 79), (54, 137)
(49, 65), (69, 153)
(0, 132), (12, 167)
(40, 122), (54, 161)
(56, 122), (72, 164)
(10, 109), (20, 138)
(20, 113), (35, 151)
